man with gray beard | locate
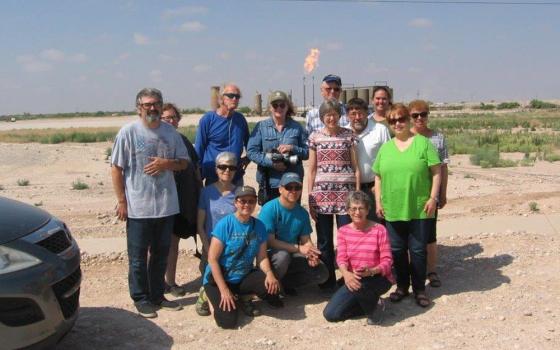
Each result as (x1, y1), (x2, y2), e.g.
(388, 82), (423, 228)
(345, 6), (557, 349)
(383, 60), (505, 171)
(111, 88), (190, 318)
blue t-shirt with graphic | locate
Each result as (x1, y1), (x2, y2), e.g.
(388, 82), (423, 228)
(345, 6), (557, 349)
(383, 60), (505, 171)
(258, 198), (312, 244)
(203, 214), (267, 284)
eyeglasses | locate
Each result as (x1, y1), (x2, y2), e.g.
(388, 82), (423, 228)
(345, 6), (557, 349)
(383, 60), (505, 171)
(388, 117), (408, 125)
(162, 115), (180, 121)
(284, 184), (302, 191)
(216, 164), (237, 172)
(271, 102), (286, 109)
(324, 87), (341, 93)
(411, 112), (429, 119)
(348, 206), (367, 213)
(223, 93), (241, 100)
(139, 102), (162, 110)
(237, 198), (257, 205)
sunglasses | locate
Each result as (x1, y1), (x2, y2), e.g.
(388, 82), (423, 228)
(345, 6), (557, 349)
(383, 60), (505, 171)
(324, 87), (341, 92)
(271, 102), (286, 109)
(284, 184), (302, 191)
(223, 93), (241, 100)
(216, 164), (237, 171)
(411, 112), (429, 119)
(388, 117), (409, 125)
(237, 198), (257, 205)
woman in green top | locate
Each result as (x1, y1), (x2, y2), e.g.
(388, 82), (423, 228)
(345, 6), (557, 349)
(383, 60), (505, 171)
(372, 103), (441, 308)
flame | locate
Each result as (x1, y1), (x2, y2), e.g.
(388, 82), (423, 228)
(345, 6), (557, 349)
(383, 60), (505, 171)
(303, 48), (320, 74)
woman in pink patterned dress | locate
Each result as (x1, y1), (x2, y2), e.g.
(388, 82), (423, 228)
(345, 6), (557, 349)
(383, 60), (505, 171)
(308, 99), (361, 291)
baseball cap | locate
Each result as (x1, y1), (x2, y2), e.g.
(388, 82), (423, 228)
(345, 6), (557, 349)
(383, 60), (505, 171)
(279, 172), (303, 187)
(234, 186), (257, 198)
(269, 90), (289, 104)
(322, 74), (342, 86)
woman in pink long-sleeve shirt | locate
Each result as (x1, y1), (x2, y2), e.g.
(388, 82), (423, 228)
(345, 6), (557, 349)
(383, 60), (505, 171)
(323, 191), (394, 325)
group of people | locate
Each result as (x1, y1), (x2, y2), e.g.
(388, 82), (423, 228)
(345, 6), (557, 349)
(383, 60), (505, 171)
(111, 74), (449, 329)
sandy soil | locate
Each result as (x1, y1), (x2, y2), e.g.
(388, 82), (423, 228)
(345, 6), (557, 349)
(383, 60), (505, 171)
(1, 137), (560, 349)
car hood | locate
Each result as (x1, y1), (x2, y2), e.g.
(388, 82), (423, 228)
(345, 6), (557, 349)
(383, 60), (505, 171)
(0, 196), (52, 244)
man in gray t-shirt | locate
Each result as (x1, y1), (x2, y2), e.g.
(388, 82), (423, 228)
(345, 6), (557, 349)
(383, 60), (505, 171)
(111, 88), (189, 318)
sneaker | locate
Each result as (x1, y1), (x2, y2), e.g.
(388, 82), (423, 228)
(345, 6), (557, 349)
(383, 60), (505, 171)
(265, 295), (284, 309)
(135, 302), (158, 318)
(367, 310), (384, 325)
(157, 298), (183, 311)
(165, 284), (187, 298)
(239, 298), (262, 317)
(195, 287), (210, 316)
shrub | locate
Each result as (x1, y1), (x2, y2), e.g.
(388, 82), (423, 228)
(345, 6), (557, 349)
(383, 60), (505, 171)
(17, 179), (30, 186)
(497, 102), (520, 110)
(469, 147), (517, 168)
(105, 147), (112, 159)
(479, 103), (495, 110)
(530, 99), (557, 109)
(529, 202), (539, 212)
(237, 106), (252, 114)
(72, 179), (89, 190)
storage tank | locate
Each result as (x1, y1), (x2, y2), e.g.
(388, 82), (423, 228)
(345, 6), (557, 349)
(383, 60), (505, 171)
(340, 90), (347, 104)
(254, 93), (262, 116)
(357, 88), (369, 102)
(210, 86), (220, 110)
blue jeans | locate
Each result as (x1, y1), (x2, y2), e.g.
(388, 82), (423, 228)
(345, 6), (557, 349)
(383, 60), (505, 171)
(385, 219), (430, 293)
(127, 216), (174, 305)
(323, 275), (392, 322)
(315, 213), (351, 288)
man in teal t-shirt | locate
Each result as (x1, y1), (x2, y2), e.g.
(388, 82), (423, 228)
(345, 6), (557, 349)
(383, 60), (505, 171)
(258, 173), (328, 295)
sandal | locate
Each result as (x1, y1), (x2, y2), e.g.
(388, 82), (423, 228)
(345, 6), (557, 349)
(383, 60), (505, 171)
(415, 292), (431, 308)
(389, 289), (410, 303)
(427, 272), (442, 288)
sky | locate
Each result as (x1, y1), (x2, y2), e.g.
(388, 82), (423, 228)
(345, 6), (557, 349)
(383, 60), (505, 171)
(0, 0), (559, 115)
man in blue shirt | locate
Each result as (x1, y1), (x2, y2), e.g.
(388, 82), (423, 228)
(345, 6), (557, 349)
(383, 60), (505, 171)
(195, 83), (249, 186)
(258, 173), (328, 297)
(305, 74), (349, 136)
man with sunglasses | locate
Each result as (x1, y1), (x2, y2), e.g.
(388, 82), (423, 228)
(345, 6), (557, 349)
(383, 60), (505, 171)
(111, 88), (190, 318)
(195, 83), (250, 186)
(346, 97), (390, 222)
(258, 173), (328, 299)
(305, 74), (349, 136)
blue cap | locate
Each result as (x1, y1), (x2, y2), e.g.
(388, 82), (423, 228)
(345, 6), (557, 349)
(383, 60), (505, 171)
(322, 74), (342, 86)
(280, 172), (302, 187)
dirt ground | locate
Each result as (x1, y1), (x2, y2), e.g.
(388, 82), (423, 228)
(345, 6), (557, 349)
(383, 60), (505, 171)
(1, 136), (560, 349)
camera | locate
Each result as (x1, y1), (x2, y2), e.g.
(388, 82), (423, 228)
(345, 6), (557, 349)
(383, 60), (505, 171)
(265, 149), (299, 166)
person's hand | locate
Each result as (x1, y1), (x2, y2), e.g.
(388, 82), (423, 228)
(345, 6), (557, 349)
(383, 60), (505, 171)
(309, 205), (317, 222)
(355, 267), (379, 278)
(144, 157), (167, 176)
(272, 161), (287, 172)
(375, 203), (385, 219)
(307, 255), (320, 267)
(298, 244), (320, 257)
(264, 271), (280, 295)
(424, 198), (438, 216)
(115, 201), (127, 221)
(342, 270), (361, 291)
(239, 156), (250, 171)
(277, 144), (293, 154)
(438, 195), (447, 209)
(219, 287), (237, 312)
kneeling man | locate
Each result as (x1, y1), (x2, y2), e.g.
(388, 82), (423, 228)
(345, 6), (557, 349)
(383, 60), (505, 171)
(258, 173), (328, 297)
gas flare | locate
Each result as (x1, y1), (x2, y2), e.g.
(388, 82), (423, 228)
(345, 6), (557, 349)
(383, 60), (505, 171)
(304, 48), (320, 74)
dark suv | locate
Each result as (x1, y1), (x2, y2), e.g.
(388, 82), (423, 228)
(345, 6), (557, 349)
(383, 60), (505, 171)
(0, 196), (81, 349)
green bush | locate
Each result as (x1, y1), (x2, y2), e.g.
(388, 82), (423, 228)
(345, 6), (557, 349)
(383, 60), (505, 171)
(17, 179), (30, 186)
(530, 99), (557, 109)
(469, 147), (517, 168)
(529, 202), (539, 212)
(105, 147), (112, 160)
(497, 102), (520, 110)
(479, 103), (495, 110)
(237, 106), (252, 114)
(72, 179), (89, 190)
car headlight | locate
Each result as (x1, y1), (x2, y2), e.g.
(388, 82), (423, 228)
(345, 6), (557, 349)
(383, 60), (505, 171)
(0, 246), (41, 275)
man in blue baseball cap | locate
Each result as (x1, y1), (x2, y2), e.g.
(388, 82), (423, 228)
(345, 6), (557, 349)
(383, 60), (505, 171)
(305, 74), (349, 136)
(258, 172), (328, 298)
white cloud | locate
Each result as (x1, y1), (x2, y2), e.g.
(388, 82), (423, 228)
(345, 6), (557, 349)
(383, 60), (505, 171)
(193, 64), (211, 73)
(114, 52), (130, 64)
(408, 18), (433, 28)
(41, 49), (65, 61)
(134, 33), (149, 45)
(16, 55), (53, 73)
(161, 5), (208, 19)
(150, 70), (162, 82)
(325, 41), (343, 51)
(366, 62), (389, 74)
(178, 21), (205, 32)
